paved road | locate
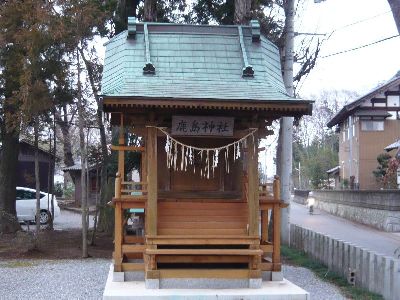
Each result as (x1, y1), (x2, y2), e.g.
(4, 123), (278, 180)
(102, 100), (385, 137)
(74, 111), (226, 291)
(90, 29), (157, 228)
(290, 201), (400, 259)
(21, 209), (95, 231)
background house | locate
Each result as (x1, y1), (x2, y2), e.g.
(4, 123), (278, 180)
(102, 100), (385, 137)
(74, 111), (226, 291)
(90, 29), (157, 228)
(0, 139), (54, 192)
(327, 72), (400, 189)
(63, 164), (101, 205)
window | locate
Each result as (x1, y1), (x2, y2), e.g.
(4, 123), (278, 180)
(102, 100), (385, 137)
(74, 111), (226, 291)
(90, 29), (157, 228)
(361, 120), (384, 131)
(16, 190), (24, 200)
(387, 95), (399, 107)
(16, 190), (45, 200)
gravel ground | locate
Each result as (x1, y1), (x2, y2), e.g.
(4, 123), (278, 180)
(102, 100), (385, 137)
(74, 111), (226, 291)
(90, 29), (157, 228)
(283, 265), (346, 300)
(0, 259), (346, 300)
(0, 259), (110, 300)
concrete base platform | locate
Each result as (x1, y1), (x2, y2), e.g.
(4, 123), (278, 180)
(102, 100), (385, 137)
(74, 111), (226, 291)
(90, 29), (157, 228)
(103, 266), (310, 299)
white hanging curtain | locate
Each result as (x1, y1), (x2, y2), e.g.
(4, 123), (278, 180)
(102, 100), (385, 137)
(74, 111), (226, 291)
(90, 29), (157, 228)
(147, 126), (258, 179)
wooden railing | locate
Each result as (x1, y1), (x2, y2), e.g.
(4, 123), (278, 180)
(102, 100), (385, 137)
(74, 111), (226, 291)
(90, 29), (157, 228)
(259, 175), (280, 201)
(259, 175), (285, 272)
(115, 172), (148, 200)
(113, 172), (147, 272)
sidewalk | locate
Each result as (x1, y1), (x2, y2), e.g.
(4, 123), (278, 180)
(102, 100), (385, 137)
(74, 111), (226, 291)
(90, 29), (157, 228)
(290, 201), (400, 259)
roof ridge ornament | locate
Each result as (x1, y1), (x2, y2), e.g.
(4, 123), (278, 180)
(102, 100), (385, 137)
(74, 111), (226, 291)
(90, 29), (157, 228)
(143, 23), (155, 75)
(238, 26), (254, 78)
(127, 17), (136, 38)
(250, 20), (260, 42)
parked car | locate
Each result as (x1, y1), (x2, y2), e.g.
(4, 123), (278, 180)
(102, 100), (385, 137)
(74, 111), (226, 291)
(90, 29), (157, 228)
(16, 187), (61, 225)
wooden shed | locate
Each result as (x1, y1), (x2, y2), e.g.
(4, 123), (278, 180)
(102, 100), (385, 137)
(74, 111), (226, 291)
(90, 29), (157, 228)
(0, 139), (54, 192)
(101, 20), (312, 288)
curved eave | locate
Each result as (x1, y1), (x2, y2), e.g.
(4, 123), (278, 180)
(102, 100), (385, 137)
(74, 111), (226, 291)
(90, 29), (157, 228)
(102, 96), (313, 116)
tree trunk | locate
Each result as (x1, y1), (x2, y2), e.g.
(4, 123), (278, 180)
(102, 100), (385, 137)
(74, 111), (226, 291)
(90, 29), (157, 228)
(143, 0), (157, 22)
(0, 125), (21, 233)
(34, 118), (41, 234)
(49, 115), (56, 230)
(79, 48), (112, 233)
(388, 0), (400, 34)
(77, 50), (89, 258)
(234, 0), (252, 25)
(56, 104), (75, 186)
(47, 129), (53, 230)
(280, 0), (295, 245)
(115, 0), (139, 34)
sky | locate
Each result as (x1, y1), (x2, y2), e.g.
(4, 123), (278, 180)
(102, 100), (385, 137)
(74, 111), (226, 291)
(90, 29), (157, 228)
(261, 0), (400, 177)
(295, 0), (400, 97)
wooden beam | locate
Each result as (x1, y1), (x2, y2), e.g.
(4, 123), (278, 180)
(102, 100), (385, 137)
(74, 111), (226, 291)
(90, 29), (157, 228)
(260, 262), (273, 271)
(103, 98), (312, 115)
(124, 236), (145, 244)
(146, 237), (260, 245)
(146, 126), (157, 235)
(122, 244), (146, 253)
(111, 145), (145, 152)
(260, 244), (273, 253)
(121, 263), (145, 271)
(156, 256), (250, 264)
(146, 234), (259, 239)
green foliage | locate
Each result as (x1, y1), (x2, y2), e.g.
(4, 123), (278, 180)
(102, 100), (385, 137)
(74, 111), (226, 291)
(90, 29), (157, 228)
(373, 153), (391, 180)
(342, 178), (349, 189)
(62, 183), (75, 199)
(293, 133), (339, 189)
(53, 183), (64, 197)
(373, 153), (399, 189)
(282, 245), (383, 300)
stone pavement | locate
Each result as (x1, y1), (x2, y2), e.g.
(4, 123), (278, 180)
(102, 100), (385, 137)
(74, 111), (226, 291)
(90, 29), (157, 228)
(290, 201), (400, 259)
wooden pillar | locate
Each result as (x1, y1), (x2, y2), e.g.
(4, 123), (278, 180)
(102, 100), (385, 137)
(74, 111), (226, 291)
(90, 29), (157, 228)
(114, 113), (125, 272)
(261, 210), (268, 243)
(247, 132), (259, 236)
(114, 200), (123, 271)
(146, 126), (157, 236)
(272, 176), (281, 271)
(141, 136), (147, 183)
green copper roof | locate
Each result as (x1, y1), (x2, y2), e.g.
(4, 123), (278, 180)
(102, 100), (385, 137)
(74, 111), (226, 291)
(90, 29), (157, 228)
(101, 22), (293, 102)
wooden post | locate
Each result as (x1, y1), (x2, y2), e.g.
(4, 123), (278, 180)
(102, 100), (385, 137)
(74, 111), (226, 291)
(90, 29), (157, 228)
(272, 175), (281, 271)
(273, 175), (281, 201)
(146, 126), (157, 236)
(261, 210), (268, 243)
(272, 203), (281, 271)
(114, 113), (125, 272)
(247, 132), (259, 236)
(114, 201), (123, 271)
(141, 136), (147, 184)
(115, 172), (121, 199)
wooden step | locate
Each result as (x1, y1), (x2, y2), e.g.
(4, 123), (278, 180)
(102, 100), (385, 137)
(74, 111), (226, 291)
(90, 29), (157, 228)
(145, 248), (262, 256)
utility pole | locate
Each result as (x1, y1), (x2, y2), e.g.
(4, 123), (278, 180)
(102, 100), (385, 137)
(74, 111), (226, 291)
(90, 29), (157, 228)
(280, 0), (295, 245)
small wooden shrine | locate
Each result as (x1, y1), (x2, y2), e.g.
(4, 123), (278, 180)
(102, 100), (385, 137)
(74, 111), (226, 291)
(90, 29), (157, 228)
(101, 19), (312, 288)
